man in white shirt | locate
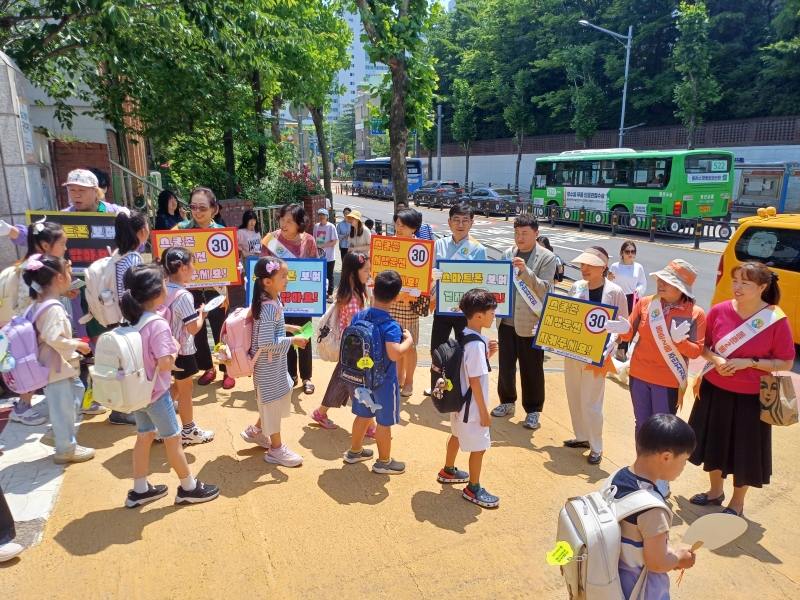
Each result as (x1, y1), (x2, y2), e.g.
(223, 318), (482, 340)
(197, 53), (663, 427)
(314, 209), (339, 298)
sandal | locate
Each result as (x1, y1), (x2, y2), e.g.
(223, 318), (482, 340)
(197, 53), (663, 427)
(365, 427), (376, 439)
(400, 388), (413, 397)
(303, 381), (315, 395)
(312, 409), (338, 430)
(689, 492), (725, 506)
(722, 507), (744, 518)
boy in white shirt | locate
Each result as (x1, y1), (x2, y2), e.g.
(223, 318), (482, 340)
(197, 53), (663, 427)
(437, 288), (499, 508)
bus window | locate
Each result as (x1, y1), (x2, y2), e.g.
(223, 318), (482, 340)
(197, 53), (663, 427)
(534, 161), (552, 188)
(633, 158), (671, 188)
(685, 154), (731, 175)
(554, 161), (575, 186)
(613, 159), (632, 186)
(575, 161), (600, 187)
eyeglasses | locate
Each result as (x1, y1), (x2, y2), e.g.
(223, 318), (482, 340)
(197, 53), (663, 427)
(623, 250), (636, 255)
(189, 204), (210, 212)
(451, 219), (472, 226)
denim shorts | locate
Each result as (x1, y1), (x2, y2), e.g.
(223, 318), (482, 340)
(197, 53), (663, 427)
(133, 391), (180, 438)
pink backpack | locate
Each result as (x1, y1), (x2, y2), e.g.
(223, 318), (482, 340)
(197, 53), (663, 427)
(1, 299), (63, 394)
(220, 299), (280, 378)
(156, 288), (192, 326)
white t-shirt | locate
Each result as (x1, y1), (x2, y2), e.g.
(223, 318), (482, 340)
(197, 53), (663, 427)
(450, 328), (491, 452)
(313, 223), (338, 262)
(609, 261), (647, 296)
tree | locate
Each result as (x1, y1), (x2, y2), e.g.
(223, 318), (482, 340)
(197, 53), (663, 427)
(419, 125), (437, 180)
(332, 104), (357, 161)
(451, 80), (477, 187)
(672, 1), (721, 149)
(370, 134), (391, 157)
(501, 71), (536, 190)
(352, 0), (440, 208)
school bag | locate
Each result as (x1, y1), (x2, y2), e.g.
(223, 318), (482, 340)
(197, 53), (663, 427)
(81, 250), (139, 327)
(555, 469), (672, 600)
(89, 313), (168, 413)
(218, 298), (278, 378)
(338, 309), (393, 392)
(156, 287), (192, 325)
(0, 264), (25, 326)
(0, 299), (64, 394)
(429, 334), (491, 423)
(315, 301), (342, 362)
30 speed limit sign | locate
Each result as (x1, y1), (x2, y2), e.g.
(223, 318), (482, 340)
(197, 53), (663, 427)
(408, 243), (429, 267)
(151, 227), (241, 287)
(584, 308), (609, 334)
(207, 232), (234, 258)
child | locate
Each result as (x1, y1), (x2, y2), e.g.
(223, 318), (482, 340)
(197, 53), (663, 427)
(437, 288), (500, 508)
(160, 247), (214, 445)
(243, 257), (308, 466)
(344, 270), (413, 474)
(22, 255), (94, 464)
(613, 414), (697, 599)
(120, 264), (219, 506)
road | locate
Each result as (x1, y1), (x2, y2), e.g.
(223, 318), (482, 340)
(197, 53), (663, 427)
(331, 193), (724, 310)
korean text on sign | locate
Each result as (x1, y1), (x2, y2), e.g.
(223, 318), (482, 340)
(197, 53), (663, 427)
(369, 235), (434, 296)
(152, 228), (241, 288)
(435, 260), (514, 318)
(533, 294), (617, 367)
(26, 211), (119, 274)
(245, 257), (326, 317)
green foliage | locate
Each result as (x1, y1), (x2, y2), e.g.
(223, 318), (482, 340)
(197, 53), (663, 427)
(451, 79), (477, 149)
(332, 104), (357, 162)
(370, 134), (391, 157)
(672, 1), (721, 149)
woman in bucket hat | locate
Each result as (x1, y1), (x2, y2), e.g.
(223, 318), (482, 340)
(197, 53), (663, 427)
(345, 210), (372, 255)
(609, 258), (707, 497)
(562, 247), (628, 465)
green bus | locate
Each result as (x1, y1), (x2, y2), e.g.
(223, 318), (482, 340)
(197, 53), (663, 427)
(531, 149), (734, 220)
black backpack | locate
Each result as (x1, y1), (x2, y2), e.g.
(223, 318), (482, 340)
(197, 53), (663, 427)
(430, 334), (491, 423)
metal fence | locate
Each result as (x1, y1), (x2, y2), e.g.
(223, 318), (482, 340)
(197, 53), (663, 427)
(109, 160), (187, 222)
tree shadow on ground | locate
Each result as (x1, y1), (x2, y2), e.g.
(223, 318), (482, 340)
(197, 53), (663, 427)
(101, 447), (197, 480)
(75, 419), (136, 450)
(673, 498), (782, 564)
(411, 487), (482, 533)
(0, 456), (61, 494)
(221, 390), (258, 411)
(194, 453), (289, 498)
(317, 463), (390, 505)
(297, 425), (354, 461)
(525, 444), (610, 484)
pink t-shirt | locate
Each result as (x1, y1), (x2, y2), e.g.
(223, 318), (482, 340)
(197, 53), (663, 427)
(139, 315), (177, 401)
(704, 301), (795, 394)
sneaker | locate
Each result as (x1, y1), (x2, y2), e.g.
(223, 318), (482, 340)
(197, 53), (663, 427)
(154, 434), (163, 443)
(264, 444), (304, 467)
(423, 388), (432, 397)
(182, 426), (214, 446)
(53, 445), (96, 464)
(523, 412), (541, 430)
(491, 403), (516, 417)
(656, 479), (671, 499)
(462, 485), (499, 508)
(79, 401), (107, 415)
(344, 448), (374, 464)
(372, 458), (405, 474)
(240, 425), (271, 449)
(222, 375), (235, 389)
(175, 480), (220, 505)
(40, 429), (55, 447)
(437, 467), (470, 484)
(197, 369), (217, 386)
(125, 483), (168, 508)
(109, 411), (136, 425)
(0, 541), (24, 562)
(10, 403), (46, 426)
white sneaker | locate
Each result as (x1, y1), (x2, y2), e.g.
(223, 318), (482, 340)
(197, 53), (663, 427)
(9, 404), (46, 426)
(0, 541), (24, 562)
(40, 429), (55, 447)
(240, 425), (271, 449)
(79, 401), (107, 415)
(491, 403), (516, 417)
(264, 444), (303, 467)
(181, 426), (214, 446)
(656, 479), (671, 499)
(53, 445), (96, 464)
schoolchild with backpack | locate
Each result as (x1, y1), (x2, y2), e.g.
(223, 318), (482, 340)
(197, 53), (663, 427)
(159, 247), (214, 445)
(119, 264), (219, 507)
(241, 257), (308, 467)
(312, 250), (375, 432)
(343, 270), (413, 474)
(435, 289), (499, 508)
(21, 255), (94, 463)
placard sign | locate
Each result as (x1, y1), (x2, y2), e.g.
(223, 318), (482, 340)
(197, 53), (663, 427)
(152, 228), (241, 287)
(533, 294), (617, 367)
(369, 235), (434, 296)
(26, 210), (119, 274)
(435, 260), (514, 318)
(245, 257), (326, 317)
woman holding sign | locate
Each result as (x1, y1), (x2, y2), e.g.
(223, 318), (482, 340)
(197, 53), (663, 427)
(609, 259), (706, 497)
(688, 262), (794, 518)
(171, 187), (234, 389)
(260, 203), (318, 394)
(562, 247), (628, 465)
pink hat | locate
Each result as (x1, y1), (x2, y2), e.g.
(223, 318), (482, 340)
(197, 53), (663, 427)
(62, 169), (99, 188)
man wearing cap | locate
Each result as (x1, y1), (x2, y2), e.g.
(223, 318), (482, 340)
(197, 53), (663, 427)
(492, 214), (556, 431)
(606, 258), (706, 496)
(314, 208), (339, 298)
(561, 247), (628, 465)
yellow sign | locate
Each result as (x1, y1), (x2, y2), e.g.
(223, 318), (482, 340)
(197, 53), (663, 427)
(533, 294), (617, 367)
(151, 228), (241, 287)
(369, 235), (434, 296)
(546, 541), (574, 566)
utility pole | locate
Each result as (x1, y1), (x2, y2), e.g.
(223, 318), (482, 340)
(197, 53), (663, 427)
(436, 104), (442, 180)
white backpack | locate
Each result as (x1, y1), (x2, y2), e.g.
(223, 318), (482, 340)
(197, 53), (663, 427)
(315, 302), (341, 362)
(556, 469), (672, 600)
(81, 250), (138, 327)
(0, 265), (26, 326)
(89, 313), (167, 413)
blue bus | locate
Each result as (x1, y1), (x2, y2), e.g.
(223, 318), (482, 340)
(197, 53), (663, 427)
(352, 157), (423, 198)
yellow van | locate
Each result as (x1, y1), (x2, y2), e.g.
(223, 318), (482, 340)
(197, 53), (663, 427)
(712, 207), (800, 343)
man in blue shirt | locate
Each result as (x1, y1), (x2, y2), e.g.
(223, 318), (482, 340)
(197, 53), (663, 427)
(337, 207), (352, 261)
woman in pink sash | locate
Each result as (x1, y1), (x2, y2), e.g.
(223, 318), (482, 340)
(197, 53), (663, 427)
(688, 262), (794, 517)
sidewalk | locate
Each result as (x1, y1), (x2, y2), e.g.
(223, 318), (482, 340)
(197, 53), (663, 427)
(3, 358), (800, 599)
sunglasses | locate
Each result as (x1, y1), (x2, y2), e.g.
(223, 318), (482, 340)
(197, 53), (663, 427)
(189, 204), (210, 212)
(623, 250), (636, 255)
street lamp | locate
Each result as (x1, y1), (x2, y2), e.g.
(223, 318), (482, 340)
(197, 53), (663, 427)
(579, 19), (633, 148)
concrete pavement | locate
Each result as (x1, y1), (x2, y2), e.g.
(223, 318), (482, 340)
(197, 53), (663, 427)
(3, 357), (800, 599)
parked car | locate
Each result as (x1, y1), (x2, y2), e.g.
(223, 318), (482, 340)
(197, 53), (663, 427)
(412, 180), (463, 206)
(466, 187), (524, 215)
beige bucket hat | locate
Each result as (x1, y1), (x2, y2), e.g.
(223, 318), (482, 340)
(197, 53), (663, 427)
(346, 210), (365, 223)
(650, 259), (698, 299)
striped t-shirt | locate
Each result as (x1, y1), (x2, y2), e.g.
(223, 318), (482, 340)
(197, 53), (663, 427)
(252, 299), (293, 403)
(165, 281), (199, 355)
(115, 252), (142, 303)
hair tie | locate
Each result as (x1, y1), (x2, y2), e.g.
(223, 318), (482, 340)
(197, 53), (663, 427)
(771, 271), (779, 282)
(30, 281), (43, 293)
(26, 254), (44, 271)
(265, 260), (280, 274)
(33, 216), (46, 234)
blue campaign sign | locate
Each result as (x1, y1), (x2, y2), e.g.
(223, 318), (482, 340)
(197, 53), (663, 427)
(245, 257), (327, 317)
